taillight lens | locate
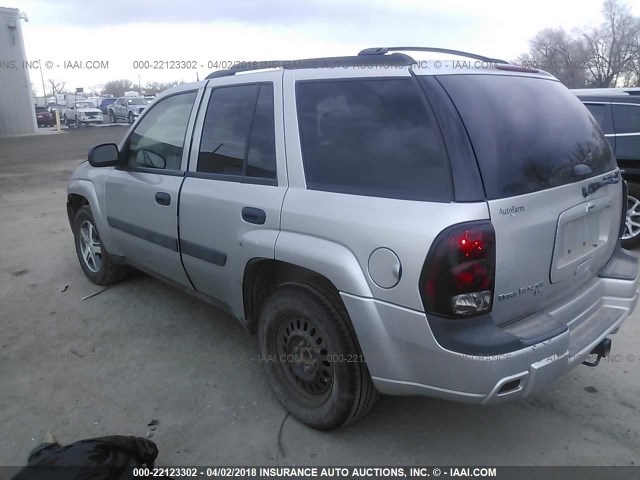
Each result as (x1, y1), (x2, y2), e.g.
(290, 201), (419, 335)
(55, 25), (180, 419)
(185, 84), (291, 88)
(421, 222), (496, 318)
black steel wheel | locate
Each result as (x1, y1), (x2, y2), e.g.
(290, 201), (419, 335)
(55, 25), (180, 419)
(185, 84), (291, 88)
(273, 311), (334, 406)
(258, 282), (378, 429)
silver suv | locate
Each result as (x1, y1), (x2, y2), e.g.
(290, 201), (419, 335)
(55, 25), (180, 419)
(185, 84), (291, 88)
(67, 47), (640, 430)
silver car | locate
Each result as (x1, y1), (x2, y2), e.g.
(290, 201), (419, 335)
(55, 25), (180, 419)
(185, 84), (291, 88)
(66, 47), (640, 430)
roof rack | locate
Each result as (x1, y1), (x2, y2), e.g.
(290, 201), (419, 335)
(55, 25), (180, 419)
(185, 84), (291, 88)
(205, 53), (415, 79)
(358, 47), (509, 65)
(570, 87), (640, 96)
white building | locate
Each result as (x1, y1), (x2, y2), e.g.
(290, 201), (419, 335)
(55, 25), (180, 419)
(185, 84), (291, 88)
(0, 7), (36, 136)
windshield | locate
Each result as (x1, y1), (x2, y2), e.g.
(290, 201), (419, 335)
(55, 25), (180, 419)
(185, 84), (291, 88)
(127, 98), (147, 105)
(433, 75), (617, 199)
(75, 102), (94, 109)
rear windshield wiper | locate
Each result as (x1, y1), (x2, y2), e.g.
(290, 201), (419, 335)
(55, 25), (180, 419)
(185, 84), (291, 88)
(582, 170), (621, 198)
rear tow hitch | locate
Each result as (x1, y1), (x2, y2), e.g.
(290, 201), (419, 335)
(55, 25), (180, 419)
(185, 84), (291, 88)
(582, 338), (612, 367)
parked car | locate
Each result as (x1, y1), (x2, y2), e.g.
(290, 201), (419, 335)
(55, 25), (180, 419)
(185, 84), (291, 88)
(67, 48), (639, 430)
(34, 106), (54, 127)
(108, 96), (147, 124)
(99, 98), (117, 115)
(63, 101), (104, 127)
(575, 89), (640, 249)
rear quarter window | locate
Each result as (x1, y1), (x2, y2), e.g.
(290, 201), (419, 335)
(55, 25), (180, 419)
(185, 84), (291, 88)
(435, 75), (616, 199)
(296, 78), (452, 201)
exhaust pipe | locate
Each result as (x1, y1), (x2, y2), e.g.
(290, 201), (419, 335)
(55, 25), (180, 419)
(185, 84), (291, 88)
(582, 338), (612, 367)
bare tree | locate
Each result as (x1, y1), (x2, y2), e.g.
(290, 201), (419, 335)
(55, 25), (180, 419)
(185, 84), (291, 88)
(103, 79), (134, 97)
(518, 28), (589, 88)
(88, 85), (104, 96)
(143, 80), (184, 96)
(518, 0), (640, 88)
(582, 0), (640, 87)
(47, 78), (67, 97)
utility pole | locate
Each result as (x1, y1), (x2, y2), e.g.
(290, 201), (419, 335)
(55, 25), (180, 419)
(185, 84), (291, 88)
(39, 60), (47, 106)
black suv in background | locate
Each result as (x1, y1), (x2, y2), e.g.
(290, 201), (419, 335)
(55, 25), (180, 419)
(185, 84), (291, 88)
(575, 88), (640, 248)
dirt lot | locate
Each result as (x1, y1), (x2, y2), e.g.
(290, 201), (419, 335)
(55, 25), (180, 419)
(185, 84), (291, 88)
(1, 127), (639, 467)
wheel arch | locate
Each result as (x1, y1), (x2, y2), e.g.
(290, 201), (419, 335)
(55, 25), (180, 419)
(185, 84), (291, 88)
(242, 233), (373, 332)
(67, 179), (122, 256)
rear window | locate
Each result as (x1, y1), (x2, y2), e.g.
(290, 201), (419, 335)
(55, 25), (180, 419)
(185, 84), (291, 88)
(296, 78), (451, 201)
(434, 75), (616, 199)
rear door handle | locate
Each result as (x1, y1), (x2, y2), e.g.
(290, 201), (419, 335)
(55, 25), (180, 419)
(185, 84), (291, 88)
(242, 207), (266, 225)
(155, 192), (171, 206)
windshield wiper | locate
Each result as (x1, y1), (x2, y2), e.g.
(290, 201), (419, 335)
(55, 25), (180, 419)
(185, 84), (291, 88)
(582, 170), (621, 198)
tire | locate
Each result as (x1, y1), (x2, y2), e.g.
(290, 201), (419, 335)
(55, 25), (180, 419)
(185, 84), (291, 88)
(127, 112), (134, 124)
(622, 182), (640, 250)
(110, 111), (116, 123)
(73, 206), (127, 285)
(63, 115), (69, 127)
(258, 282), (378, 430)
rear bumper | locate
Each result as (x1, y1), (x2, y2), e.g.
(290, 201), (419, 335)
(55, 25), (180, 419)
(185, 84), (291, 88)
(341, 249), (639, 405)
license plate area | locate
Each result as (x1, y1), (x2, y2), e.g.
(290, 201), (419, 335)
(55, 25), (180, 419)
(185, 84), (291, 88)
(551, 200), (612, 283)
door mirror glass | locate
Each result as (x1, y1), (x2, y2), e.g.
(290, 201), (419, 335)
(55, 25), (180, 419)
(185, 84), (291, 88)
(88, 143), (119, 167)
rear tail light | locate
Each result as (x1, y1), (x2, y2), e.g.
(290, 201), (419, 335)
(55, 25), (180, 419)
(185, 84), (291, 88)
(420, 222), (496, 318)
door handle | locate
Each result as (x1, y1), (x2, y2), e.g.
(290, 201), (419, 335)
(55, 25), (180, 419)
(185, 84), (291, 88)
(155, 192), (171, 206)
(242, 207), (266, 225)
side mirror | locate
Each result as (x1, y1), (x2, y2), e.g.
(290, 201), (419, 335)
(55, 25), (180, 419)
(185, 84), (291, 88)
(70, 106), (75, 110)
(88, 143), (119, 167)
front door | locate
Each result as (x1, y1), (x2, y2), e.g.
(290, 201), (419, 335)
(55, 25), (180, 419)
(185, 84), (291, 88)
(105, 89), (201, 286)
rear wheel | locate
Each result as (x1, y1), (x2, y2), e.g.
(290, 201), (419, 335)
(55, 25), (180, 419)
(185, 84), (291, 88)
(258, 282), (378, 430)
(622, 182), (640, 249)
(73, 206), (127, 285)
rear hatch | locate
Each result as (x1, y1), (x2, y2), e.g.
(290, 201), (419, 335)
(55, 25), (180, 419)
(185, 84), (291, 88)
(436, 73), (622, 325)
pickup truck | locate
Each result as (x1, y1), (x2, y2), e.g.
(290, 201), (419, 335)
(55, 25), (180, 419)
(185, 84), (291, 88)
(108, 96), (148, 124)
(62, 101), (104, 127)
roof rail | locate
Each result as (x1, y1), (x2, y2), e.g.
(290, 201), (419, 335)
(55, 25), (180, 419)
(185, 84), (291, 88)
(571, 87), (640, 96)
(205, 53), (416, 79)
(358, 47), (509, 65)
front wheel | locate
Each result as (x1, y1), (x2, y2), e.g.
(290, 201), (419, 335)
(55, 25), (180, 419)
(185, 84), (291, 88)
(622, 182), (640, 249)
(109, 111), (116, 123)
(127, 112), (134, 124)
(73, 206), (127, 285)
(258, 283), (378, 430)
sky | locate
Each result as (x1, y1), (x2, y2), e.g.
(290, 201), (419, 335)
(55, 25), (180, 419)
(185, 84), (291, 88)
(5, 0), (640, 96)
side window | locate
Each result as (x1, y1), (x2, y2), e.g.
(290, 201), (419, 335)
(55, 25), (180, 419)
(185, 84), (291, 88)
(246, 85), (277, 179)
(585, 103), (606, 128)
(125, 91), (197, 171)
(197, 84), (277, 181)
(613, 104), (640, 134)
(296, 79), (451, 201)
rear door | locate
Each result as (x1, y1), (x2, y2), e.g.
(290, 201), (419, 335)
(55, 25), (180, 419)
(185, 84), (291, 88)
(179, 71), (287, 310)
(436, 74), (622, 325)
(583, 101), (616, 152)
(104, 89), (201, 286)
(612, 102), (640, 170)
